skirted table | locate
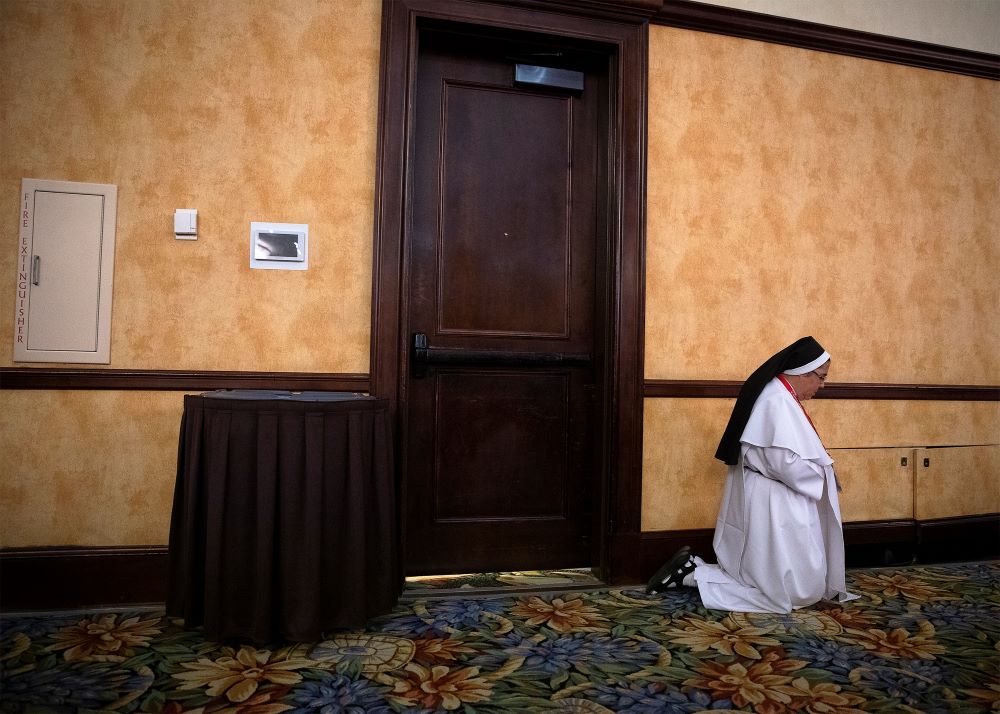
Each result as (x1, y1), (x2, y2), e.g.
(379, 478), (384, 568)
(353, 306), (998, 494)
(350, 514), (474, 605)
(166, 390), (400, 642)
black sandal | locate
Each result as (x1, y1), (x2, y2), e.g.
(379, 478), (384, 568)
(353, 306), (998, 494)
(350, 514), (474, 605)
(645, 546), (696, 593)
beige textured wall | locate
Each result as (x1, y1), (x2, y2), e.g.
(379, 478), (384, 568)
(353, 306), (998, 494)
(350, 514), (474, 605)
(0, 0), (381, 547)
(645, 27), (999, 385)
(0, 391), (183, 546)
(1, 0), (380, 373)
(641, 26), (1000, 532)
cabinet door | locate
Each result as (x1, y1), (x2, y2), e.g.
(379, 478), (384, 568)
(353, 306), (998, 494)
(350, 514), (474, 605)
(914, 445), (1000, 520)
(14, 179), (117, 363)
(829, 447), (914, 522)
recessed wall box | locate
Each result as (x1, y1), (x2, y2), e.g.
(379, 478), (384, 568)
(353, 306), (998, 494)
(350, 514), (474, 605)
(250, 222), (308, 270)
(14, 178), (118, 363)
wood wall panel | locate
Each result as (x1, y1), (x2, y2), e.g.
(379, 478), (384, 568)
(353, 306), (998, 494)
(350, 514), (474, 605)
(0, 368), (369, 392)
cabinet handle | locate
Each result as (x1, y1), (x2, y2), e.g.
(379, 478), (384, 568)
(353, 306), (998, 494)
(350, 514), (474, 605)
(31, 255), (40, 286)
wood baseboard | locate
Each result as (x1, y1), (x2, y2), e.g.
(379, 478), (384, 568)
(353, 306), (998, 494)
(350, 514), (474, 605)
(843, 520), (919, 567)
(917, 514), (1000, 563)
(0, 546), (168, 612)
(3, 516), (996, 610)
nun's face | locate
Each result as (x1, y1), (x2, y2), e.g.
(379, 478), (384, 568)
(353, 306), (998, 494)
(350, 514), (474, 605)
(798, 360), (830, 400)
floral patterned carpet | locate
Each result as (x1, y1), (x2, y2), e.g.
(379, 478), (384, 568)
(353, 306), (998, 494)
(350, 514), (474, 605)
(1, 561), (998, 713)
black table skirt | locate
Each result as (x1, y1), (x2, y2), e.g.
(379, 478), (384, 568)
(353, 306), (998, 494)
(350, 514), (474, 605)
(166, 393), (400, 642)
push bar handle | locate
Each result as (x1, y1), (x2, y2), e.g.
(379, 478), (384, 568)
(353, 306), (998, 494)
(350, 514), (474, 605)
(412, 332), (590, 367)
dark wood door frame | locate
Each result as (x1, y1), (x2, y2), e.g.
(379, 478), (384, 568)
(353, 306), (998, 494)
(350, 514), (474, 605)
(371, 0), (649, 583)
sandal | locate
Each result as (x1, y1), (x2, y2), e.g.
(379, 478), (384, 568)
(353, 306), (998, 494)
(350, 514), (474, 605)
(646, 545), (696, 593)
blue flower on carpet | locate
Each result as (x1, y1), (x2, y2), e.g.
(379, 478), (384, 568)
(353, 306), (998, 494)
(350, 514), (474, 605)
(0, 614), (79, 639)
(378, 597), (510, 637)
(1, 661), (152, 710)
(785, 637), (871, 679)
(476, 631), (662, 677)
(849, 658), (951, 710)
(557, 680), (716, 713)
(951, 562), (1000, 586)
(285, 673), (392, 713)
(888, 601), (1000, 635)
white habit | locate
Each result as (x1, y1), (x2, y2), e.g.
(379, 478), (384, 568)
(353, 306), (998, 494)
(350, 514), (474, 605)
(694, 377), (858, 613)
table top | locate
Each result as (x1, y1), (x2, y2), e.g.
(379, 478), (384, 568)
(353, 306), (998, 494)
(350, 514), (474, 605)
(200, 389), (376, 402)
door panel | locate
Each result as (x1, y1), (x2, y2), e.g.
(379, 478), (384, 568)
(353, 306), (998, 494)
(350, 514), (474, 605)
(431, 371), (569, 520)
(405, 25), (607, 574)
(439, 85), (572, 336)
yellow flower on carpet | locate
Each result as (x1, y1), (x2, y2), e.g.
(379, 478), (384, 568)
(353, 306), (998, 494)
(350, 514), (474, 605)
(47, 613), (162, 662)
(160, 687), (294, 714)
(389, 661), (492, 710)
(755, 646), (808, 677)
(684, 659), (800, 713)
(852, 572), (952, 602)
(1, 633), (31, 661)
(511, 595), (609, 633)
(413, 636), (477, 664)
(818, 606), (879, 630)
(221, 689), (296, 714)
(848, 620), (946, 660)
(785, 676), (868, 714)
(310, 633), (413, 674)
(173, 646), (313, 703)
(664, 615), (781, 659)
(729, 609), (844, 636)
(961, 682), (1000, 708)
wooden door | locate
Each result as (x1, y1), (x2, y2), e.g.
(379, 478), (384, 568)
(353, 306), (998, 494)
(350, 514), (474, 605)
(404, 25), (609, 574)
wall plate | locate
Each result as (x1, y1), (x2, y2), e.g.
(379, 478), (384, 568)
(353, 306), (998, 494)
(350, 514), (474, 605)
(250, 222), (308, 270)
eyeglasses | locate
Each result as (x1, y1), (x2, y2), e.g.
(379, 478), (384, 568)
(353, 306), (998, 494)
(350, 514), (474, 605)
(809, 370), (829, 382)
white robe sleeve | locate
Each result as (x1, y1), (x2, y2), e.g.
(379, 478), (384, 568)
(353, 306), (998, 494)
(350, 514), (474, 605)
(743, 444), (826, 501)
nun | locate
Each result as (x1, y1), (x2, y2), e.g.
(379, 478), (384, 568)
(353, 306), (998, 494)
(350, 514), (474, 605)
(647, 336), (858, 613)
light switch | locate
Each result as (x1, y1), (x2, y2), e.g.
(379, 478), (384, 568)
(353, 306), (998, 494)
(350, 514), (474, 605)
(174, 209), (197, 239)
